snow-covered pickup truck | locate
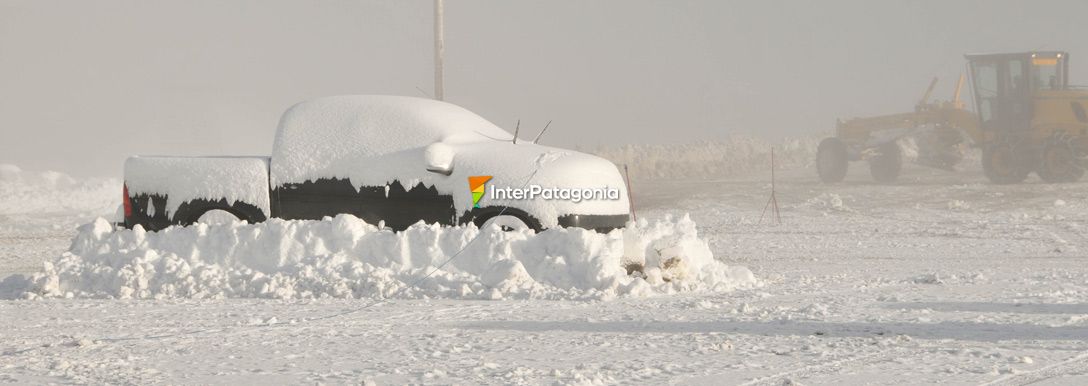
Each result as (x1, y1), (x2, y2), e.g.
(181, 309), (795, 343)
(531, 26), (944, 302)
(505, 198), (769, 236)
(123, 96), (631, 233)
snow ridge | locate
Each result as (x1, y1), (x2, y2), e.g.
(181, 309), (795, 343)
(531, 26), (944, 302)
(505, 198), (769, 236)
(585, 136), (818, 180)
(0, 164), (119, 216)
(1, 214), (757, 300)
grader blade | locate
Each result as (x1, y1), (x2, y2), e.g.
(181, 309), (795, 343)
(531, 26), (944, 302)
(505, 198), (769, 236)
(817, 77), (979, 183)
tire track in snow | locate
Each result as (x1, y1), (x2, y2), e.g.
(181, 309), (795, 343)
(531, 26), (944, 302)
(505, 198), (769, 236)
(982, 350), (1088, 385)
(736, 346), (907, 386)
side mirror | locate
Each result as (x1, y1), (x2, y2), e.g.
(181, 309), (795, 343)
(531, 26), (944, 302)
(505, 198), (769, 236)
(424, 142), (455, 176)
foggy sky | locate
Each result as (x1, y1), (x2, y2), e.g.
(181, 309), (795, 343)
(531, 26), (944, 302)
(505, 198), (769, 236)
(2, 0), (1087, 177)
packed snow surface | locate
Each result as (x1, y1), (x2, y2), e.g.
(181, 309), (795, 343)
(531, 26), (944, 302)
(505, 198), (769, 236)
(1, 214), (756, 300)
(124, 156), (272, 217)
(0, 165), (120, 277)
(5, 149), (1088, 384)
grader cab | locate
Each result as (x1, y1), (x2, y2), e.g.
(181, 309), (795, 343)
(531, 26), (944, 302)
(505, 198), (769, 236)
(817, 51), (1088, 184)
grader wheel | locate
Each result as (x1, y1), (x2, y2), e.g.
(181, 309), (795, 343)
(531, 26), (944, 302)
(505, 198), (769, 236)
(982, 140), (1031, 184)
(816, 137), (849, 183)
(1037, 137), (1084, 183)
(868, 141), (902, 183)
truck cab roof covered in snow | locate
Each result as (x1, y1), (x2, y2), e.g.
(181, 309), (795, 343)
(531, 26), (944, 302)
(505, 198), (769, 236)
(270, 95), (514, 185)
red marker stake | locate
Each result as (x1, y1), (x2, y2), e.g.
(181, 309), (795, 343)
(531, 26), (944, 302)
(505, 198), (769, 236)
(623, 164), (637, 222)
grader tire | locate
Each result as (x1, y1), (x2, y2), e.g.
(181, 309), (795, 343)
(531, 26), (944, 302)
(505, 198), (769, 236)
(816, 137), (849, 183)
(1037, 137), (1084, 183)
(982, 141), (1031, 184)
(868, 141), (902, 183)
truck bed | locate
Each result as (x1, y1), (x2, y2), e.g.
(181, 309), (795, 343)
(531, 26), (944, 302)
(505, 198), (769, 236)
(124, 156), (271, 230)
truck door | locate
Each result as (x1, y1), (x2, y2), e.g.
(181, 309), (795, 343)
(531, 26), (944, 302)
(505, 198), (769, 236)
(273, 178), (455, 231)
(273, 178), (367, 222)
(365, 180), (457, 231)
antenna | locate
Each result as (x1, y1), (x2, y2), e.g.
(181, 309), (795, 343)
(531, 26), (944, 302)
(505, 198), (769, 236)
(532, 120), (552, 144)
(414, 86), (434, 99)
(434, 0), (445, 100)
(513, 120), (520, 144)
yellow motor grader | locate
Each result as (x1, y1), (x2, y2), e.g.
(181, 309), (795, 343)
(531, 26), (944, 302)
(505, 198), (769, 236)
(817, 51), (1088, 184)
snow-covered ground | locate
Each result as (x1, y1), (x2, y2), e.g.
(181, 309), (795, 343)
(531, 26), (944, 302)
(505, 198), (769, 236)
(0, 165), (119, 279)
(3, 156), (1088, 384)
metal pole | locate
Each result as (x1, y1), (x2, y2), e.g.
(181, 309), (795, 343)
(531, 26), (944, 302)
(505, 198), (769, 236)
(434, 0), (445, 101)
(760, 147), (782, 224)
(772, 148), (780, 223)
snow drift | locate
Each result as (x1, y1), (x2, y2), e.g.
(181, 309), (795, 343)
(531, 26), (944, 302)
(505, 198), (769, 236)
(0, 164), (119, 216)
(585, 136), (818, 180)
(1, 215), (756, 300)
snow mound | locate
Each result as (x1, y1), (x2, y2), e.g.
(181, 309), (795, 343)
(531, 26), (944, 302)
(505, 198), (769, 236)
(585, 136), (817, 180)
(796, 193), (852, 212)
(0, 164), (119, 216)
(1, 215), (756, 300)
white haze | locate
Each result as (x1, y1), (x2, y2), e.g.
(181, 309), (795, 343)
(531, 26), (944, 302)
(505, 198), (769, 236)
(1, 0), (1087, 176)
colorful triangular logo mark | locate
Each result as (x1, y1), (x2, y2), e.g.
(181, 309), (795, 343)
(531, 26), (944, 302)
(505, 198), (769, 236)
(468, 176), (492, 208)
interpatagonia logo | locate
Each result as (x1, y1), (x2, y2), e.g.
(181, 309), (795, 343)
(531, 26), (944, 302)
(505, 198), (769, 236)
(468, 176), (492, 208)
(491, 185), (620, 203)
